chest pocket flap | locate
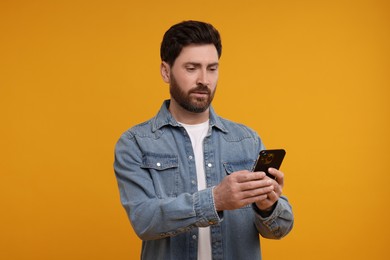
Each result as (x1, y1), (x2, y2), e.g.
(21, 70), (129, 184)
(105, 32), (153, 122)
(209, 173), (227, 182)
(141, 152), (178, 170)
(223, 159), (255, 174)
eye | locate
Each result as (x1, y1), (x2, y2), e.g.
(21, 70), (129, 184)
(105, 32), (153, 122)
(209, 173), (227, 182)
(208, 66), (218, 72)
(186, 66), (196, 72)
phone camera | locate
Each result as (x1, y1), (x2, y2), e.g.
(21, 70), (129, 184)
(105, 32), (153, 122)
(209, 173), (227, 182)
(265, 153), (274, 164)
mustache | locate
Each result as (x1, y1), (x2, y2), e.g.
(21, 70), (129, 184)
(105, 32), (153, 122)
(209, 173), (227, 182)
(190, 84), (211, 94)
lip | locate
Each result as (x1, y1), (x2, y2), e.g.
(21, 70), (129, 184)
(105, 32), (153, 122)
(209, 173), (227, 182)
(191, 92), (209, 97)
(191, 89), (210, 94)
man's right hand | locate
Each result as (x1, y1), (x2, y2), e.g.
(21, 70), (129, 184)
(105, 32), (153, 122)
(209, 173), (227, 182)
(213, 170), (274, 211)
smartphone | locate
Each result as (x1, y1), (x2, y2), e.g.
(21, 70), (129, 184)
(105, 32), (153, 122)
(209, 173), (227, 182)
(252, 149), (286, 179)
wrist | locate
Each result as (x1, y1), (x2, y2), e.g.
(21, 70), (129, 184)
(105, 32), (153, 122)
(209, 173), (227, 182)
(253, 202), (277, 218)
(212, 185), (223, 211)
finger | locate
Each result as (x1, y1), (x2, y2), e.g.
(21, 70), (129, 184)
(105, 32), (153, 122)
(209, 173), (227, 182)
(242, 194), (269, 205)
(241, 185), (274, 198)
(267, 178), (282, 196)
(268, 168), (284, 187)
(267, 191), (279, 203)
(235, 171), (266, 183)
(239, 179), (273, 191)
(272, 183), (282, 197)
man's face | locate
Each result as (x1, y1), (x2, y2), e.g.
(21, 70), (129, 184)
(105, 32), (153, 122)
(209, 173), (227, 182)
(163, 44), (219, 113)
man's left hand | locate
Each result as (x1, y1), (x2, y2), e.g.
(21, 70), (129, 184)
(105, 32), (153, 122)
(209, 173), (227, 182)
(255, 168), (284, 212)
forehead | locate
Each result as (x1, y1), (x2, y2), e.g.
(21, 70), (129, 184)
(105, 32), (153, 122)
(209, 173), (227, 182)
(174, 44), (219, 65)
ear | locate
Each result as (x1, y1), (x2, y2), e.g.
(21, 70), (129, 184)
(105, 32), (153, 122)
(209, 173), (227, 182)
(160, 61), (170, 83)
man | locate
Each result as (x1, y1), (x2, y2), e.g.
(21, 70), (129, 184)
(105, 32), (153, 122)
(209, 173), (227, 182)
(114, 20), (294, 260)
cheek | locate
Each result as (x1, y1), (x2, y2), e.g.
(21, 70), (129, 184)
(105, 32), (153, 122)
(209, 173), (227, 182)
(175, 74), (196, 87)
(210, 73), (219, 86)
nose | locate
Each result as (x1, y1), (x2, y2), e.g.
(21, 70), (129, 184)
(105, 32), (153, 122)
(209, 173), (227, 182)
(196, 69), (209, 86)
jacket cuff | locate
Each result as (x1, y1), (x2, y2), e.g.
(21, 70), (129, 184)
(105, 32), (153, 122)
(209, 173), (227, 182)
(252, 201), (278, 218)
(193, 187), (222, 227)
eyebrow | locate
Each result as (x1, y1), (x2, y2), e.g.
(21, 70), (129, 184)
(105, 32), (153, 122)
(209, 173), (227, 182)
(184, 62), (219, 67)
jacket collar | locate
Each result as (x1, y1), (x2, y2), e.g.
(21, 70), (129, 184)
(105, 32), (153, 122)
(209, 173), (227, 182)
(152, 100), (228, 133)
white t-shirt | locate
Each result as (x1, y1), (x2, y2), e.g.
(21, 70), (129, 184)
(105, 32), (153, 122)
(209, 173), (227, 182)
(180, 120), (211, 260)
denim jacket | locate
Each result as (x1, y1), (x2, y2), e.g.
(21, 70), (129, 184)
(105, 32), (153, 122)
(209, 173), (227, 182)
(114, 100), (294, 260)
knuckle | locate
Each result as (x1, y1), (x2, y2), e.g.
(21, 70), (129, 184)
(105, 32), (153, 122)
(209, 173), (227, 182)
(247, 190), (257, 197)
(231, 193), (241, 201)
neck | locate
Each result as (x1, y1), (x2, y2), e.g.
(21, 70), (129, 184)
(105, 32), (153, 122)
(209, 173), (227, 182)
(169, 99), (210, 125)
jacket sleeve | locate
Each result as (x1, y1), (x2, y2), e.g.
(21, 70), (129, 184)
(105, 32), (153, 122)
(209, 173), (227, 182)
(252, 195), (294, 239)
(114, 131), (221, 241)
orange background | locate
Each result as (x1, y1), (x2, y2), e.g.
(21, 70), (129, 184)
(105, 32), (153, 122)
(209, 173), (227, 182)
(1, 0), (389, 259)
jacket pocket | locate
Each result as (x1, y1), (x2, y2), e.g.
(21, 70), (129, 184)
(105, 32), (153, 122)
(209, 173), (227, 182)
(223, 159), (257, 209)
(141, 152), (179, 198)
(223, 159), (255, 175)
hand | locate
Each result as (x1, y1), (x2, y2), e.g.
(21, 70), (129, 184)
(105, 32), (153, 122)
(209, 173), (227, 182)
(255, 168), (284, 211)
(213, 170), (274, 211)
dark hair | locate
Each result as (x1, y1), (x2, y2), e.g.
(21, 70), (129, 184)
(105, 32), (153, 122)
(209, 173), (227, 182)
(160, 20), (222, 66)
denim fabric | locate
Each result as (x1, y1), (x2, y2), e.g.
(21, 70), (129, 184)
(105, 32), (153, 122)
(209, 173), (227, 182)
(114, 100), (294, 260)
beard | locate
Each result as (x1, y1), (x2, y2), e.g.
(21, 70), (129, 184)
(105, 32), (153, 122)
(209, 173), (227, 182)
(169, 73), (216, 113)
